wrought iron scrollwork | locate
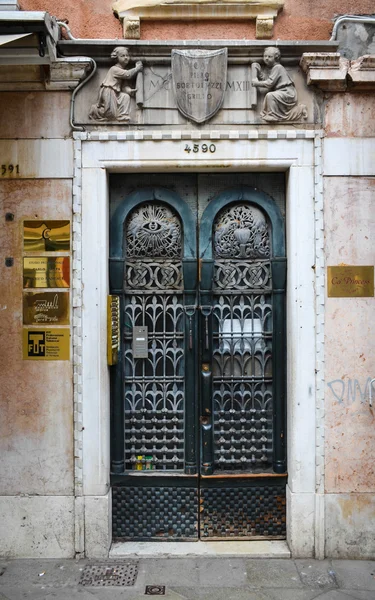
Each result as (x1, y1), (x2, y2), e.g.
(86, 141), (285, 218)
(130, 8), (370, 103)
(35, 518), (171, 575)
(212, 203), (274, 472)
(123, 203), (185, 471)
(214, 204), (270, 259)
(125, 203), (182, 258)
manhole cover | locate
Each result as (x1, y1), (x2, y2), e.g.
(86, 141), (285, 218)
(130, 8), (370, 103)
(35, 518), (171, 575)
(145, 585), (166, 595)
(79, 563), (138, 586)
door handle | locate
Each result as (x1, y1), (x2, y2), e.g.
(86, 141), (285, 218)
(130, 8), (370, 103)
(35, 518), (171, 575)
(200, 305), (212, 350)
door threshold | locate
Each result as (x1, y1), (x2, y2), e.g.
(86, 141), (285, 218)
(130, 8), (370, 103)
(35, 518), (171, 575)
(110, 540), (290, 558)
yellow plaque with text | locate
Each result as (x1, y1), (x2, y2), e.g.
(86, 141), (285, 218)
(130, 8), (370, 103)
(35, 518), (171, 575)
(327, 266), (374, 298)
(23, 328), (70, 360)
(23, 256), (70, 288)
(23, 292), (70, 325)
(24, 220), (70, 252)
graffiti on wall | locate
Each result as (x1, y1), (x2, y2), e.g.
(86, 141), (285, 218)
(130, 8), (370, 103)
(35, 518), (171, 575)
(327, 377), (375, 405)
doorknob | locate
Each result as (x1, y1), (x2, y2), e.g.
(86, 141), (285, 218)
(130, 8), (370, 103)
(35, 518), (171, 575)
(200, 415), (210, 425)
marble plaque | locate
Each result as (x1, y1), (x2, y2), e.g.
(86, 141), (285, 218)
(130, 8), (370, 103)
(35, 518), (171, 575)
(171, 48), (227, 123)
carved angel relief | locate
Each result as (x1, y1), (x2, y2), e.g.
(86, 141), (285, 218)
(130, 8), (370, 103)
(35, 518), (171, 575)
(89, 47), (143, 122)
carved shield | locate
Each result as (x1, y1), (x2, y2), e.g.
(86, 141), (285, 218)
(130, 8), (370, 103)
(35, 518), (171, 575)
(171, 48), (227, 123)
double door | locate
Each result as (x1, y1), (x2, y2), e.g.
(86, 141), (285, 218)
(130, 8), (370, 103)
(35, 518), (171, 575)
(109, 175), (287, 540)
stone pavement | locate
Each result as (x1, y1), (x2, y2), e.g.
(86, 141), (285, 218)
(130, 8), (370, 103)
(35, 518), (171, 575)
(1, 558), (375, 600)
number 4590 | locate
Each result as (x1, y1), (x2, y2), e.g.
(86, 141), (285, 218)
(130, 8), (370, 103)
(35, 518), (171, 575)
(184, 143), (216, 154)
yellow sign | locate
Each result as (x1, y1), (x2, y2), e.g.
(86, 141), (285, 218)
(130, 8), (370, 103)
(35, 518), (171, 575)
(23, 256), (70, 288)
(23, 220), (70, 252)
(327, 266), (374, 298)
(23, 328), (70, 360)
(23, 292), (70, 325)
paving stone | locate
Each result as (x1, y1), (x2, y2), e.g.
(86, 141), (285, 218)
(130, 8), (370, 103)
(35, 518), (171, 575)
(308, 592), (370, 600)
(171, 587), (271, 600)
(340, 591), (375, 600)
(246, 559), (303, 588)
(195, 558), (248, 587)
(332, 561), (375, 591)
(0, 560), (82, 588)
(294, 559), (338, 589)
(263, 590), (323, 600)
(136, 558), (199, 587)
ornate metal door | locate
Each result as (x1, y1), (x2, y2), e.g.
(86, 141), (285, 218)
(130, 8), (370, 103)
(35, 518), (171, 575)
(110, 184), (287, 541)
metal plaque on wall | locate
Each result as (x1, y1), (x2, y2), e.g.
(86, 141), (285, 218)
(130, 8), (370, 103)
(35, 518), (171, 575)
(23, 328), (70, 360)
(23, 220), (70, 252)
(23, 257), (70, 288)
(23, 291), (70, 325)
(327, 265), (374, 297)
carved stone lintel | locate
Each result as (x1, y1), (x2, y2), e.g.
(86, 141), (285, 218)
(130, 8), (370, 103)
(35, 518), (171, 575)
(256, 16), (274, 39)
(300, 53), (349, 92)
(123, 17), (140, 39)
(348, 55), (375, 90)
(112, 0), (284, 40)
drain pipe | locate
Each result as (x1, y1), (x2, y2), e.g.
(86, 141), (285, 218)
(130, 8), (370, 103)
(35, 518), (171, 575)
(330, 14), (375, 41)
(56, 21), (97, 131)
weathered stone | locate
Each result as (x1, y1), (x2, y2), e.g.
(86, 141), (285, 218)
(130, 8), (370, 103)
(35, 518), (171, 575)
(171, 48), (227, 124)
(300, 53), (348, 91)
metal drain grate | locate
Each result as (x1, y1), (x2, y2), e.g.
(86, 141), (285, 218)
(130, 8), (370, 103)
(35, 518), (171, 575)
(79, 563), (138, 587)
(145, 585), (166, 595)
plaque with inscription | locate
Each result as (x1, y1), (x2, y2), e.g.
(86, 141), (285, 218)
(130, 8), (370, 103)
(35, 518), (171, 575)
(23, 257), (70, 289)
(327, 266), (374, 298)
(23, 291), (70, 325)
(24, 220), (70, 252)
(171, 48), (227, 123)
(23, 328), (70, 360)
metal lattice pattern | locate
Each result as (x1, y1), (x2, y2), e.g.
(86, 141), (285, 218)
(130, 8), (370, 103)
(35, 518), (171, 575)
(125, 204), (182, 258)
(79, 564), (138, 587)
(112, 485), (198, 539)
(212, 202), (273, 474)
(200, 485), (286, 538)
(214, 260), (272, 291)
(124, 203), (185, 472)
(212, 294), (273, 470)
(214, 204), (270, 259)
(124, 294), (185, 471)
(125, 259), (183, 290)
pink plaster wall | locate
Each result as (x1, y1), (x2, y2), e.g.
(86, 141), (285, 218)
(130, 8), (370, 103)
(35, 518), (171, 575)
(0, 92), (71, 139)
(325, 93), (375, 138)
(0, 179), (74, 495)
(19, 0), (375, 40)
(324, 176), (375, 494)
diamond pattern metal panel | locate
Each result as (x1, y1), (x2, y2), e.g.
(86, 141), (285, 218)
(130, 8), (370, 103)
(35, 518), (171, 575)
(200, 484), (286, 539)
(112, 485), (199, 540)
(79, 564), (138, 587)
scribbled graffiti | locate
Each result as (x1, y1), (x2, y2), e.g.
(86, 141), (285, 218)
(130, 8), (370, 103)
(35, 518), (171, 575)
(327, 377), (375, 405)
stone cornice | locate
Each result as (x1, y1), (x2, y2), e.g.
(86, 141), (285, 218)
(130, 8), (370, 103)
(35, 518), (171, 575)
(348, 55), (375, 91)
(300, 52), (375, 92)
(111, 0), (284, 40)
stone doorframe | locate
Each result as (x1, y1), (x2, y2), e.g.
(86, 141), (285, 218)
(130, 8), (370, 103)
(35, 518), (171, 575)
(72, 129), (325, 558)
